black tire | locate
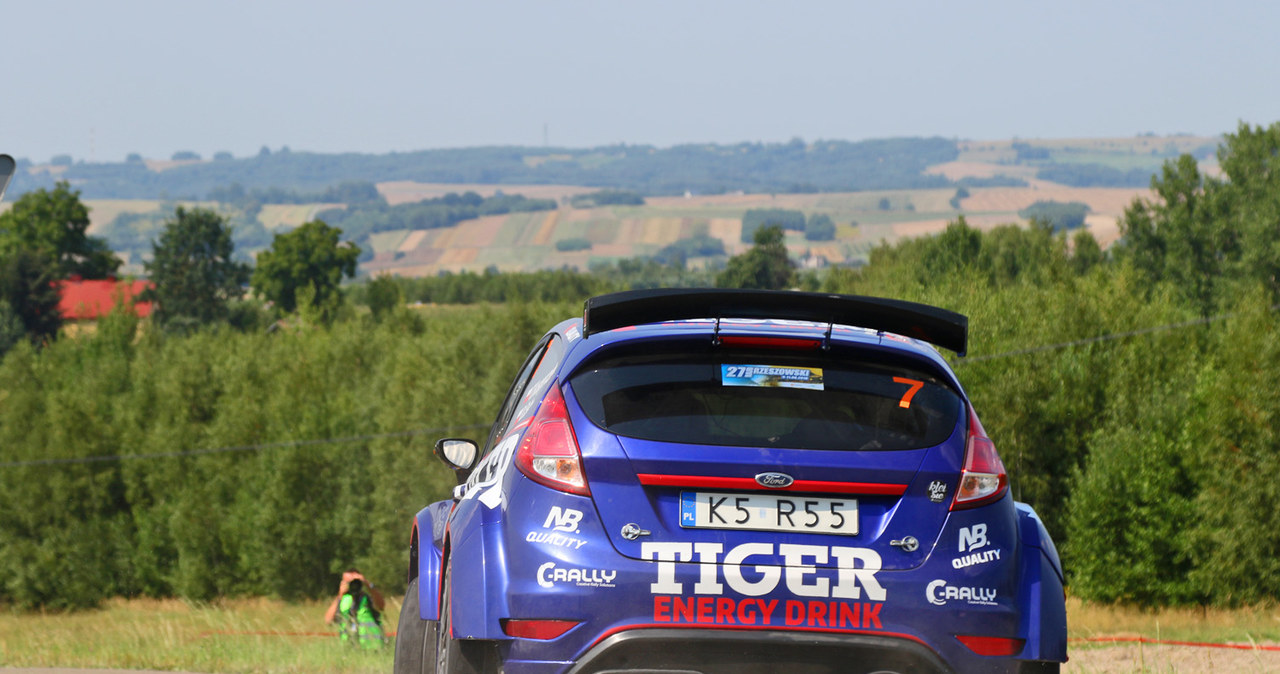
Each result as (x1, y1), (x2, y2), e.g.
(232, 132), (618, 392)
(435, 558), (495, 674)
(393, 577), (438, 674)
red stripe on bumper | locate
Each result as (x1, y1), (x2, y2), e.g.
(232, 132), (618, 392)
(636, 473), (907, 496)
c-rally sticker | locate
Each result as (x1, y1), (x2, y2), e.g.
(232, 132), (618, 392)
(722, 364), (824, 390)
(926, 580), (998, 606)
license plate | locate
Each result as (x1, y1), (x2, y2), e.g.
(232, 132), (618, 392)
(679, 491), (858, 536)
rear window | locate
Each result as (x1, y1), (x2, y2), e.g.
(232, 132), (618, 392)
(569, 344), (963, 451)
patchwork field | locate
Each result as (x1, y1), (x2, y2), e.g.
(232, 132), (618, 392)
(50, 181), (1161, 278)
(364, 137), (1221, 276)
(362, 182), (1159, 277)
(258, 204), (341, 230)
(377, 181), (595, 205)
(7, 136), (1221, 277)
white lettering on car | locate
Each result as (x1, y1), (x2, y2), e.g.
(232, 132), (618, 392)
(926, 579), (998, 606)
(640, 542), (885, 601)
(780, 544), (829, 598)
(537, 562), (617, 588)
(469, 433), (520, 510)
(542, 506), (583, 533)
(723, 543), (781, 597)
(525, 531), (588, 549)
(952, 548), (1001, 569)
(958, 524), (988, 553)
(642, 542), (693, 594)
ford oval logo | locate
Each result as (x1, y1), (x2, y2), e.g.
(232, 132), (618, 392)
(755, 472), (794, 489)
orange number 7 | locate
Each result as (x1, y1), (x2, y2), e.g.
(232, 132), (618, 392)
(892, 377), (924, 409)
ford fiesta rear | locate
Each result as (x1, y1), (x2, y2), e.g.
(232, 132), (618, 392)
(397, 289), (1066, 674)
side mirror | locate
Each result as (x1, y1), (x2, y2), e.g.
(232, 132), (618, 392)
(435, 438), (479, 484)
(0, 154), (15, 203)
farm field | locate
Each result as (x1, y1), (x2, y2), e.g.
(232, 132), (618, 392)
(358, 136), (1225, 276)
(377, 180), (595, 205)
(7, 135), (1221, 277)
(258, 203), (341, 230)
(950, 135), (1218, 171)
(1, 597), (1277, 674)
(78, 200), (324, 235)
(362, 182), (1153, 277)
(62, 182), (1152, 279)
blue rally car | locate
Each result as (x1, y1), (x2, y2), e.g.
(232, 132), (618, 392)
(394, 288), (1067, 674)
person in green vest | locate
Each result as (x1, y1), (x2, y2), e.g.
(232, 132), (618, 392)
(324, 568), (387, 648)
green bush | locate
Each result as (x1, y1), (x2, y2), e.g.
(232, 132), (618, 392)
(1019, 200), (1091, 232)
(0, 302), (568, 608)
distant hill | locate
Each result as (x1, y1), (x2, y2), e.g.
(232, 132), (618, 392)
(2, 134), (1221, 276)
(7, 137), (959, 200)
(356, 183), (1154, 278)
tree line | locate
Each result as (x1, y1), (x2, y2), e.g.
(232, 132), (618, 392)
(7, 138), (961, 200)
(0, 182), (366, 355)
(2, 122), (1280, 610)
(818, 121), (1280, 606)
(10, 137), (1211, 207)
(740, 208), (835, 242)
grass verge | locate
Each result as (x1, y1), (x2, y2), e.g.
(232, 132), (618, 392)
(4, 596), (1280, 673)
(0, 596), (401, 673)
(1068, 597), (1280, 647)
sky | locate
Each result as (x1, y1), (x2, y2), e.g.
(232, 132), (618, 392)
(4, 0), (1279, 163)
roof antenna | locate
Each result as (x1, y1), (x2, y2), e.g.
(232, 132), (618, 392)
(712, 317), (722, 346)
(822, 322), (834, 351)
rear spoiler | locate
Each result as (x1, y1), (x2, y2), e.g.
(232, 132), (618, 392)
(582, 288), (968, 356)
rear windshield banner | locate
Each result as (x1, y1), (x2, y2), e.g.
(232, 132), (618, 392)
(721, 364), (824, 390)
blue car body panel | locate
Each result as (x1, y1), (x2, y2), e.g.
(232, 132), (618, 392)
(412, 501), (451, 620)
(402, 295), (1067, 673)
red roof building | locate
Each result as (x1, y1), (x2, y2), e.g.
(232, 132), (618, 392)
(55, 278), (154, 321)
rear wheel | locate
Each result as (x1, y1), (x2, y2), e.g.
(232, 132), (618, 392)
(436, 558), (497, 674)
(393, 577), (437, 674)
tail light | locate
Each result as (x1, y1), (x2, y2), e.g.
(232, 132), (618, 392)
(955, 634), (1025, 656)
(501, 618), (579, 640)
(717, 335), (823, 350)
(515, 383), (590, 496)
(950, 406), (1007, 510)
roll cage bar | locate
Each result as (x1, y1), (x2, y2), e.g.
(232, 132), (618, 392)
(582, 288), (968, 356)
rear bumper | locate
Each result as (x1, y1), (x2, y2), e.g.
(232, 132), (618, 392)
(449, 481), (1065, 674)
(562, 628), (953, 674)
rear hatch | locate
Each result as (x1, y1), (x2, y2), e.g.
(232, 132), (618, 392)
(565, 334), (967, 571)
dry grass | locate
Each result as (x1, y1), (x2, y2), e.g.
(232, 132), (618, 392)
(961, 186), (1148, 216)
(1068, 598), (1280, 644)
(5, 596), (1280, 673)
(924, 160), (1039, 182)
(258, 204), (339, 230)
(376, 180), (592, 206)
(82, 199), (164, 233)
(0, 597), (401, 673)
(1066, 598), (1280, 673)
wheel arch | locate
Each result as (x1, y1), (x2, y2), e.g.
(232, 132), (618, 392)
(1015, 502), (1068, 663)
(413, 501), (453, 621)
(438, 496), (510, 641)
